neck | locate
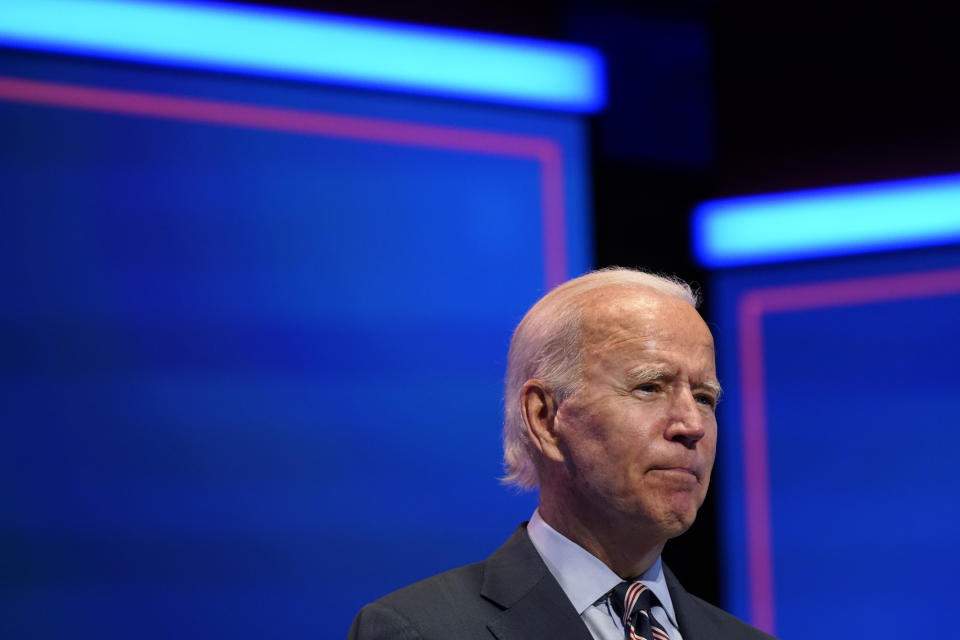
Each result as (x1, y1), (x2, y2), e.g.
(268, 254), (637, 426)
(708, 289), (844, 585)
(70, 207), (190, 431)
(538, 495), (666, 579)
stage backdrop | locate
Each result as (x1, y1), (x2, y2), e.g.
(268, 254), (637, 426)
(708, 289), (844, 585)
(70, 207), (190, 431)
(710, 245), (960, 638)
(0, 43), (592, 638)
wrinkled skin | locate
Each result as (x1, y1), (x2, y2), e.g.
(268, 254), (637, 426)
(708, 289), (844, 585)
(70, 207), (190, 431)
(530, 285), (720, 577)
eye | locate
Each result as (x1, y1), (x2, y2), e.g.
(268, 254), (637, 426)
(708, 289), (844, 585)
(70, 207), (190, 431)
(634, 383), (661, 394)
(695, 393), (717, 409)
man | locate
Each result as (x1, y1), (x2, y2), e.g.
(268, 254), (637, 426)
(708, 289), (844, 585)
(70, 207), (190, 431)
(349, 268), (775, 640)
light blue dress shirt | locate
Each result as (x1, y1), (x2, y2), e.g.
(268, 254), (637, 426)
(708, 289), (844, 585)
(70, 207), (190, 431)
(527, 510), (683, 640)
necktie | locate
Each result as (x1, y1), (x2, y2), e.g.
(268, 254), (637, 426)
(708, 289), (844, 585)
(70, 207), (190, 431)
(610, 581), (670, 640)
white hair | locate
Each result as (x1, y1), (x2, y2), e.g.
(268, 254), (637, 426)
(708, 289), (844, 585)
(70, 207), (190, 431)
(501, 267), (700, 490)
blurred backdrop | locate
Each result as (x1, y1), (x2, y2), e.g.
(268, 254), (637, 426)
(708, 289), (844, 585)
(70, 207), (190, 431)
(2, 1), (960, 638)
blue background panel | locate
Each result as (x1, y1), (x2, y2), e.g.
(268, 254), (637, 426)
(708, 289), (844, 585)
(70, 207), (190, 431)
(712, 248), (960, 638)
(0, 51), (591, 638)
(763, 296), (960, 637)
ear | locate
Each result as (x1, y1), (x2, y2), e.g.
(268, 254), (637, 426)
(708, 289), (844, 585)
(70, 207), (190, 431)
(520, 379), (564, 463)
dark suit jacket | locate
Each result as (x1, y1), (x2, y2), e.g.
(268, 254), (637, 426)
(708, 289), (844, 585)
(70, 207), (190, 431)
(348, 525), (776, 640)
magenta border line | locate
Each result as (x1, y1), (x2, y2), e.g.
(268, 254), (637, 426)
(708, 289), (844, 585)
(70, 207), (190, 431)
(0, 75), (568, 289)
(736, 266), (960, 634)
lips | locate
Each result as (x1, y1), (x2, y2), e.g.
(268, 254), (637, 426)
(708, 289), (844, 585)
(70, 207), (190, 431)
(651, 465), (700, 479)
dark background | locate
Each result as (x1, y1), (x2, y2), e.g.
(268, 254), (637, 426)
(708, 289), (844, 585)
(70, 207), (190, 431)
(228, 0), (960, 606)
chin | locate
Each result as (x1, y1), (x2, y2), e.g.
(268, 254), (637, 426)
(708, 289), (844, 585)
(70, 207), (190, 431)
(627, 505), (698, 541)
(664, 515), (697, 539)
(658, 503), (701, 538)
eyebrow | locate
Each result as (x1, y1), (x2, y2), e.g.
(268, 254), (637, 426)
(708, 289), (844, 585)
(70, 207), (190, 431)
(699, 379), (724, 401)
(628, 367), (670, 383)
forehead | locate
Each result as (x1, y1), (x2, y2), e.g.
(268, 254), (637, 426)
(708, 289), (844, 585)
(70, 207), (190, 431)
(578, 285), (715, 365)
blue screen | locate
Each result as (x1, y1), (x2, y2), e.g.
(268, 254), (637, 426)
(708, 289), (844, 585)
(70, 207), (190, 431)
(711, 247), (960, 637)
(0, 50), (591, 638)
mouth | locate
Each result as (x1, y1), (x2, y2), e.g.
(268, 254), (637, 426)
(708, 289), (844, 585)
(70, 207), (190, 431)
(651, 466), (700, 480)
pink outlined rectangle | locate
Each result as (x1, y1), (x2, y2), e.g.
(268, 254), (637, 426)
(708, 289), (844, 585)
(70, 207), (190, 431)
(0, 75), (569, 289)
(736, 266), (960, 634)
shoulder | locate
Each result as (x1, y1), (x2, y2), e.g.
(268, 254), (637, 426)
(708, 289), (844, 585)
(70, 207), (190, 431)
(348, 525), (552, 640)
(347, 561), (498, 640)
(663, 565), (777, 640)
(679, 591), (778, 640)
(369, 561), (489, 613)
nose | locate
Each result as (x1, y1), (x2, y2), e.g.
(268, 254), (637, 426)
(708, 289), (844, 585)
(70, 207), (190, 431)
(665, 387), (707, 449)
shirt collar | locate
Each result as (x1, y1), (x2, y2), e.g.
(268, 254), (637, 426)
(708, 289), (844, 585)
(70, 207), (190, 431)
(527, 509), (680, 628)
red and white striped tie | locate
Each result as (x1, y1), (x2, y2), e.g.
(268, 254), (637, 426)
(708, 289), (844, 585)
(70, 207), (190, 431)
(610, 581), (671, 640)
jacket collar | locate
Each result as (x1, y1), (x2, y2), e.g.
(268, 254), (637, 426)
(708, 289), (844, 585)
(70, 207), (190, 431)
(481, 525), (594, 640)
(664, 564), (712, 640)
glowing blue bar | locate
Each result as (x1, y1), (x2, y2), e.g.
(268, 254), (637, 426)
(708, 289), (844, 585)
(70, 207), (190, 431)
(693, 174), (960, 267)
(0, 0), (605, 112)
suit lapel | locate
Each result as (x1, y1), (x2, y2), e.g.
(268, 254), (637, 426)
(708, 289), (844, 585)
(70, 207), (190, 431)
(486, 575), (595, 640)
(481, 525), (594, 640)
(664, 565), (713, 640)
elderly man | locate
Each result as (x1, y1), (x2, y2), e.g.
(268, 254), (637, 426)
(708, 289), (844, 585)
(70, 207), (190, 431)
(349, 268), (775, 640)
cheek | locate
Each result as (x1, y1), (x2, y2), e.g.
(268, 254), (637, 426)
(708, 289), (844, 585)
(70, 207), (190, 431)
(562, 421), (637, 491)
(559, 397), (628, 446)
(556, 407), (611, 476)
(705, 423), (718, 461)
(700, 427), (718, 489)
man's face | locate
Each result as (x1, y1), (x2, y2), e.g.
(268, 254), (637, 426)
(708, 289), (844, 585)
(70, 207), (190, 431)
(554, 287), (719, 540)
